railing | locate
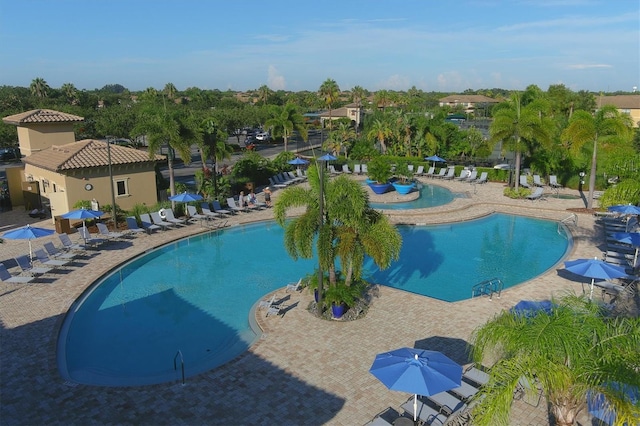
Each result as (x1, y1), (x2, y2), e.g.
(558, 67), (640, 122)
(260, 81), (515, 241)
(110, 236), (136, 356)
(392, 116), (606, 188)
(174, 350), (185, 385)
(471, 278), (503, 300)
(557, 213), (577, 238)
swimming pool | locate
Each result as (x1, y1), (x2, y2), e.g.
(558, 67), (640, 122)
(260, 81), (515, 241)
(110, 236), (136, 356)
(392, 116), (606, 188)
(368, 182), (455, 210)
(58, 214), (571, 386)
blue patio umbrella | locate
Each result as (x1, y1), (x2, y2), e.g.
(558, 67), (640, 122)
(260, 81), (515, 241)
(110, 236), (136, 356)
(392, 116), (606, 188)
(610, 232), (640, 268)
(287, 157), (309, 166)
(3, 224), (55, 260)
(564, 258), (630, 300)
(317, 153), (337, 162)
(424, 155), (446, 168)
(511, 300), (554, 317)
(608, 204), (640, 215)
(369, 347), (462, 422)
(588, 383), (639, 426)
(62, 208), (104, 243)
(168, 192), (204, 203)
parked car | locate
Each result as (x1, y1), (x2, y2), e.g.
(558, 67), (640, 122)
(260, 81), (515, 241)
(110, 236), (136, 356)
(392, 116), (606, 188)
(0, 147), (20, 162)
(256, 132), (270, 141)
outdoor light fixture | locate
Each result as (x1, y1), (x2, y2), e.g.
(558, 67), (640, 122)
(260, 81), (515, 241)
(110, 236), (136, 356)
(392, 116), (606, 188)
(579, 171), (585, 185)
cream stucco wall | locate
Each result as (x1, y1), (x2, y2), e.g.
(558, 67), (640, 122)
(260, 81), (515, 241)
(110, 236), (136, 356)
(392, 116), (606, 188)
(17, 123), (76, 156)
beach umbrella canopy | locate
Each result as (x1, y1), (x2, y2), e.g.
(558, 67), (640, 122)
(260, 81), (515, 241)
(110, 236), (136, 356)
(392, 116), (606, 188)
(610, 232), (640, 267)
(588, 383), (639, 426)
(369, 347), (462, 422)
(3, 224), (55, 260)
(317, 153), (337, 161)
(288, 157), (309, 166)
(511, 300), (554, 317)
(168, 192), (204, 203)
(564, 258), (629, 300)
(608, 204), (640, 215)
(424, 155), (446, 168)
(61, 208), (104, 244)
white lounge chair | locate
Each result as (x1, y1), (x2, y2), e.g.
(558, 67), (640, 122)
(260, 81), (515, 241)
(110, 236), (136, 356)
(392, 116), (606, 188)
(79, 226), (107, 246)
(475, 171), (488, 184)
(258, 294), (276, 309)
(268, 177), (287, 189)
(455, 169), (472, 181)
(463, 170), (478, 182)
(286, 278), (302, 292)
(533, 175), (544, 187)
(186, 205), (208, 223)
(150, 211), (175, 229)
(520, 175), (531, 188)
(342, 164), (352, 174)
(58, 233), (87, 251)
(408, 164), (414, 174)
(328, 165), (340, 175)
(549, 175), (562, 188)
(414, 165), (424, 176)
(527, 187), (544, 201)
(434, 168), (447, 179)
(140, 213), (162, 233)
(354, 164), (361, 174)
(15, 255), (51, 276)
(0, 263), (35, 284)
(424, 166), (435, 178)
(43, 241), (77, 260)
(361, 164), (368, 174)
(162, 208), (187, 226)
(442, 168), (456, 180)
(296, 168), (308, 181)
(226, 197), (245, 213)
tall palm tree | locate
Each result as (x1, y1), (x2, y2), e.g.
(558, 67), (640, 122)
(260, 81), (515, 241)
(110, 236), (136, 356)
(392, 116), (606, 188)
(469, 294), (640, 426)
(164, 83), (177, 100)
(199, 118), (233, 198)
(60, 83), (78, 105)
(264, 103), (308, 152)
(562, 105), (633, 209)
(30, 77), (50, 98)
(489, 93), (553, 189)
(319, 78), (340, 131)
(367, 118), (393, 154)
(325, 122), (356, 158)
(274, 166), (401, 291)
(374, 90), (393, 112)
(258, 84), (272, 105)
(351, 85), (366, 135)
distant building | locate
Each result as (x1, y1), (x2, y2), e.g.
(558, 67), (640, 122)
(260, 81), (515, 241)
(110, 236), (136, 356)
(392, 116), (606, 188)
(438, 95), (500, 115)
(318, 103), (363, 128)
(597, 95), (640, 127)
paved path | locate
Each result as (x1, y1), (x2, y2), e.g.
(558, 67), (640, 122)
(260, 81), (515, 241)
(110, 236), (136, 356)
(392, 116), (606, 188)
(0, 178), (616, 425)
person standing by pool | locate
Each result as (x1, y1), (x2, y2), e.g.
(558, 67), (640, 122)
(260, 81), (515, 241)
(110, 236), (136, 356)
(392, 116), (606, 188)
(263, 187), (272, 207)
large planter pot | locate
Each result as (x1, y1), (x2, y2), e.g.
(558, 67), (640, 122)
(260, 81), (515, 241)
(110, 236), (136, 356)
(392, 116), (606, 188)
(368, 182), (392, 194)
(314, 289), (318, 303)
(392, 182), (415, 195)
(331, 302), (346, 319)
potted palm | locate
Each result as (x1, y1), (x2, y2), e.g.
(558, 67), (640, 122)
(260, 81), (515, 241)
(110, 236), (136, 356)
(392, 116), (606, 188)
(367, 156), (392, 194)
(392, 161), (415, 195)
(323, 282), (357, 319)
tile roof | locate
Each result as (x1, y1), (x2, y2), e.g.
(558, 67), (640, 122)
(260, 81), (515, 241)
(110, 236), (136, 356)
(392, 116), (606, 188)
(597, 95), (640, 109)
(2, 109), (84, 125)
(23, 139), (165, 172)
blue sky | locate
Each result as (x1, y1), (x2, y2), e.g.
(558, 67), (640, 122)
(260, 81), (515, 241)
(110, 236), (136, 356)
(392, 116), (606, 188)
(1, 0), (638, 93)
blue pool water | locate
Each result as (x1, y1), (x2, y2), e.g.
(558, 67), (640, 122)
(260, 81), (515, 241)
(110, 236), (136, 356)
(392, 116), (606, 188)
(58, 214), (571, 386)
(368, 182), (455, 210)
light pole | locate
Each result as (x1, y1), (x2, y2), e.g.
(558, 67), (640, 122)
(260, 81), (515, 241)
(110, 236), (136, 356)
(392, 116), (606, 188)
(106, 136), (117, 230)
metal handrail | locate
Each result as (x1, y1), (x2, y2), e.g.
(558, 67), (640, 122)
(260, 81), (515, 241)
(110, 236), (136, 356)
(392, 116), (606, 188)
(471, 278), (503, 300)
(174, 350), (185, 385)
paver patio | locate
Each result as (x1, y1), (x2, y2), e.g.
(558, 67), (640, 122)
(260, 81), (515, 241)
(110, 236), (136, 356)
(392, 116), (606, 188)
(0, 177), (620, 425)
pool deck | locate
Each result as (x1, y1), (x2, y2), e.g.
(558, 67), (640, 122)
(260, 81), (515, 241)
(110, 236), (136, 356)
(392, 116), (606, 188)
(0, 178), (624, 425)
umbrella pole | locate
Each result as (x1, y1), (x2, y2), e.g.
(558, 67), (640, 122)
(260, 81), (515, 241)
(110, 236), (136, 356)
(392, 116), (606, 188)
(413, 393), (417, 422)
(589, 278), (595, 300)
(29, 240), (33, 262)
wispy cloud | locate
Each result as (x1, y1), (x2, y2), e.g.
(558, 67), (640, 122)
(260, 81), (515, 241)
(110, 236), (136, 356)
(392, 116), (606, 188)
(567, 63), (613, 69)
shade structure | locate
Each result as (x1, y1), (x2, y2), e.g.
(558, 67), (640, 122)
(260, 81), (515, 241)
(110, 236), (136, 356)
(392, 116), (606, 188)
(61, 208), (104, 244)
(2, 224), (55, 260)
(610, 232), (640, 268)
(369, 347), (462, 422)
(168, 192), (204, 203)
(608, 204), (640, 215)
(317, 153), (337, 161)
(564, 258), (630, 300)
(511, 300), (554, 317)
(287, 157), (309, 166)
(588, 383), (639, 426)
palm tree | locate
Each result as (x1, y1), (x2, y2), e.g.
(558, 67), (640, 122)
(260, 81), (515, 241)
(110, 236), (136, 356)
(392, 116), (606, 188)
(199, 118), (233, 198)
(264, 103), (308, 152)
(367, 118), (393, 154)
(30, 77), (50, 98)
(374, 90), (393, 112)
(325, 122), (356, 158)
(562, 105), (633, 209)
(469, 294), (640, 426)
(351, 85), (366, 135)
(60, 83), (78, 105)
(258, 85), (272, 105)
(319, 78), (340, 131)
(164, 83), (177, 100)
(274, 166), (401, 292)
(489, 93), (553, 190)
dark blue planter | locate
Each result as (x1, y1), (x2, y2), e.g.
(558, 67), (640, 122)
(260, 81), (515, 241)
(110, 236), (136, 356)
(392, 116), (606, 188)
(368, 182), (392, 194)
(392, 182), (415, 195)
(331, 303), (346, 319)
(314, 289), (318, 303)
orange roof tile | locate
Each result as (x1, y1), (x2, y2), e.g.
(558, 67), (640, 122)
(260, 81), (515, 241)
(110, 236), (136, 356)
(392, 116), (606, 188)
(2, 109), (84, 125)
(23, 139), (164, 172)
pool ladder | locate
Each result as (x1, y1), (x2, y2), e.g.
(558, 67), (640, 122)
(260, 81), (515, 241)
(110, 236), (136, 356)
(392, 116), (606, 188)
(557, 213), (577, 238)
(174, 350), (185, 385)
(471, 278), (503, 300)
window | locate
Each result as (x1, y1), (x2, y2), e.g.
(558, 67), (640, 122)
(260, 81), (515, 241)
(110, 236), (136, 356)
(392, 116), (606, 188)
(115, 178), (129, 197)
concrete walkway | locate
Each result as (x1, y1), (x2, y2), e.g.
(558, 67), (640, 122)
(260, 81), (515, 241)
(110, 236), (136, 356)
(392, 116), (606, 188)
(0, 178), (615, 425)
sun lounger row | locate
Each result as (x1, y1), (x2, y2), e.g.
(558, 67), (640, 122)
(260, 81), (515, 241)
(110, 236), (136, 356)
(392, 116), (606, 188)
(269, 171), (305, 188)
